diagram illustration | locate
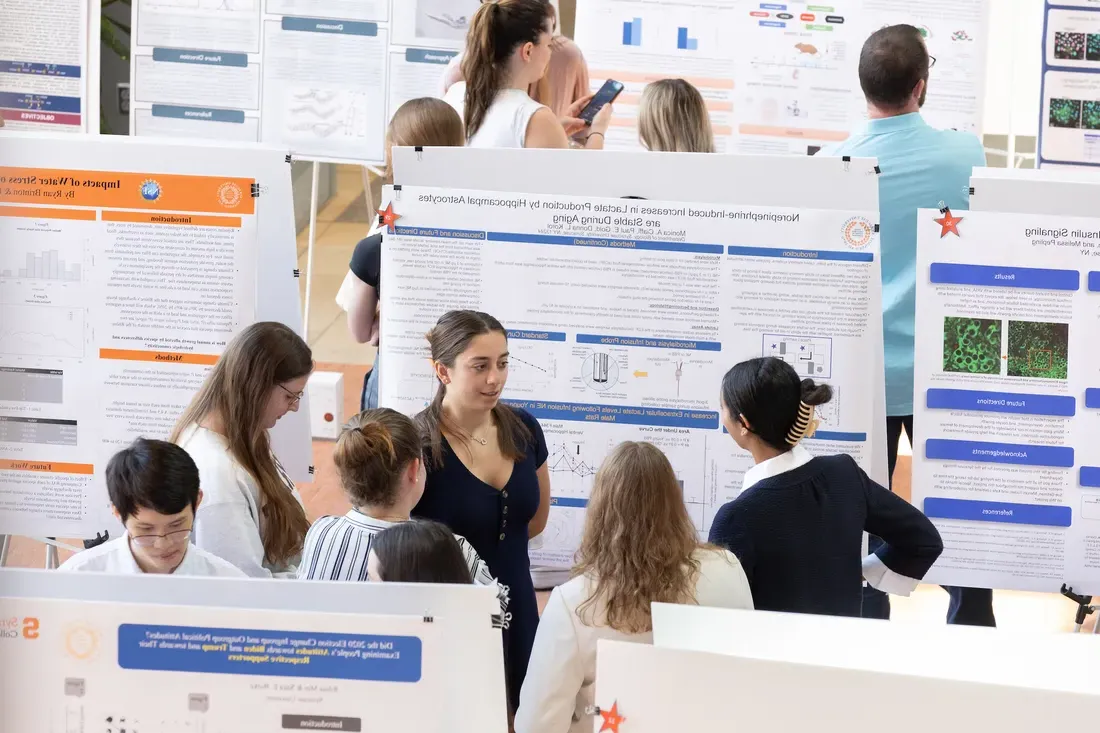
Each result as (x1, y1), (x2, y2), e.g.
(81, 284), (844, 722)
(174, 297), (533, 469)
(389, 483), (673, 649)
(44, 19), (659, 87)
(581, 352), (620, 391)
(763, 334), (833, 378)
(416, 0), (477, 41)
(285, 89), (369, 139)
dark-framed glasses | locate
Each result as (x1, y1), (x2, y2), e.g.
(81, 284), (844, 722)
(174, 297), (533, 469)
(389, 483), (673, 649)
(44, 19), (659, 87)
(130, 527), (192, 548)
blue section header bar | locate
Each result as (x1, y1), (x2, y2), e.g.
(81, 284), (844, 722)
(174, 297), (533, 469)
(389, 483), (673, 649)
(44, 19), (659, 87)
(727, 245), (873, 262)
(503, 399), (718, 429)
(551, 496), (589, 508)
(151, 104), (245, 123)
(759, 20), (787, 27)
(392, 225), (485, 240)
(117, 624), (422, 682)
(1080, 467), (1100, 487)
(924, 497), (1072, 527)
(0, 92), (80, 113)
(1086, 388), (1100, 409)
(488, 232), (723, 254)
(929, 263), (1080, 291)
(926, 388), (1076, 417)
(576, 333), (721, 352)
(925, 439), (1074, 468)
(806, 431), (867, 442)
(1089, 272), (1100, 292)
(281, 17), (379, 36)
(405, 48), (458, 64)
(152, 48), (248, 67)
(0, 60), (81, 77)
(507, 330), (566, 342)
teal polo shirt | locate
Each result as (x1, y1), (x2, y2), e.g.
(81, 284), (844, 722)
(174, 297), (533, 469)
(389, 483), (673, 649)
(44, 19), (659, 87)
(827, 113), (986, 416)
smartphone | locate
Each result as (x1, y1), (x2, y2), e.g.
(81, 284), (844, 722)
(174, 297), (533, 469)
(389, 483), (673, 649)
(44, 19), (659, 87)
(578, 80), (624, 125)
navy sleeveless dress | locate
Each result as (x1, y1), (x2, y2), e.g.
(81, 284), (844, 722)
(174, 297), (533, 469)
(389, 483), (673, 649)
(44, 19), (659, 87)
(413, 408), (548, 710)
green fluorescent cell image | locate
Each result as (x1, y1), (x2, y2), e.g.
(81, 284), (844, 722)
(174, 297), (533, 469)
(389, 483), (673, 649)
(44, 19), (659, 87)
(943, 317), (1002, 375)
(1007, 321), (1069, 380)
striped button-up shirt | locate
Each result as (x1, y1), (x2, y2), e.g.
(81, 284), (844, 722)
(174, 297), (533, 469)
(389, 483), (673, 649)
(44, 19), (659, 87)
(297, 509), (510, 625)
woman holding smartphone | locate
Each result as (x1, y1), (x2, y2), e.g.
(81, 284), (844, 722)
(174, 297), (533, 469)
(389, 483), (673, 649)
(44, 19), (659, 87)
(442, 0), (611, 149)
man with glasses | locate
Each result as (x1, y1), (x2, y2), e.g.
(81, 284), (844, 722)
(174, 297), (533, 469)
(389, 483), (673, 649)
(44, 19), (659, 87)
(60, 439), (245, 577)
(826, 24), (994, 626)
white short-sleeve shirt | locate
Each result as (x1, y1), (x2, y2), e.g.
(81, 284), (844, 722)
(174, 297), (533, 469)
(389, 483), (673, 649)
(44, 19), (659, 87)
(59, 536), (246, 577)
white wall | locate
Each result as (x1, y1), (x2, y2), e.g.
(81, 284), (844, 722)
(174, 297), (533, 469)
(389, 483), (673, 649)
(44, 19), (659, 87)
(983, 0), (1045, 137)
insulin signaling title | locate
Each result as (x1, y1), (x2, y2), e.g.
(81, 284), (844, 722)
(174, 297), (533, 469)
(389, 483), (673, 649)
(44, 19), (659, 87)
(416, 193), (799, 229)
(1025, 226), (1100, 248)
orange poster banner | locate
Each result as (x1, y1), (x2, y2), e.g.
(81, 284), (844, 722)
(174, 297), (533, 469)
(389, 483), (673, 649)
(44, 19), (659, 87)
(99, 348), (219, 366)
(0, 168), (256, 215)
(0, 459), (95, 475)
(101, 210), (243, 228)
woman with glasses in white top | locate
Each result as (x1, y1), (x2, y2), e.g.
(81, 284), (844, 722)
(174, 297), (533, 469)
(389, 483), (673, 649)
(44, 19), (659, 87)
(171, 322), (313, 578)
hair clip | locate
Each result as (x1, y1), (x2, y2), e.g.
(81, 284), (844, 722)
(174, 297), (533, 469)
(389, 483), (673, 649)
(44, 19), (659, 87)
(786, 401), (818, 445)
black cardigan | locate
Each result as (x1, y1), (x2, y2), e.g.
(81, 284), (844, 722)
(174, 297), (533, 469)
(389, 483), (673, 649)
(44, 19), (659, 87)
(708, 453), (943, 618)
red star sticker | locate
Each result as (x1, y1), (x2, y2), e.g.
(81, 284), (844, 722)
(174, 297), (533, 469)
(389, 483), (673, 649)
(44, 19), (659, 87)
(377, 202), (401, 233)
(599, 702), (626, 732)
(933, 208), (963, 238)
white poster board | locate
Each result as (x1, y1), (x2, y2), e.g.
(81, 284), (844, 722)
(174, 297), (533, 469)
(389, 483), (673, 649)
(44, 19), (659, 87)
(593, 639), (1100, 733)
(650, 603), (1100, 694)
(572, 0), (990, 153)
(911, 207), (1100, 593)
(0, 569), (507, 732)
(970, 166), (1100, 216)
(0, 0), (90, 132)
(0, 132), (311, 539)
(1038, 0), (1100, 168)
(378, 181), (884, 569)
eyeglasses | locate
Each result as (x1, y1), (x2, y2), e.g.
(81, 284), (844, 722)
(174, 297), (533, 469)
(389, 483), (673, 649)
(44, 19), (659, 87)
(928, 55), (937, 68)
(279, 383), (304, 406)
(130, 528), (192, 548)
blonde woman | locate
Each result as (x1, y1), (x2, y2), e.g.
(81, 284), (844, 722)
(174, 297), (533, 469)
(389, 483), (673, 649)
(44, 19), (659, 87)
(338, 97), (465, 410)
(637, 78), (716, 153)
(172, 322), (312, 577)
(515, 442), (752, 733)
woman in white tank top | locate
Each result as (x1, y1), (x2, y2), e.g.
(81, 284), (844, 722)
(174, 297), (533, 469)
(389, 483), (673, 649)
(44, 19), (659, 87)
(444, 0), (611, 150)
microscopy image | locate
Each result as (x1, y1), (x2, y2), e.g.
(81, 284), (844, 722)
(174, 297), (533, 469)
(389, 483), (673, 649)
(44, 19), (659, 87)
(943, 317), (1002, 375)
(1050, 98), (1082, 128)
(1055, 32), (1086, 60)
(1084, 101), (1100, 130)
(1007, 321), (1069, 380)
(1088, 34), (1100, 61)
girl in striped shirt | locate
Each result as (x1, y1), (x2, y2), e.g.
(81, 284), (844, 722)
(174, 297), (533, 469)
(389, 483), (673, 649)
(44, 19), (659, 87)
(298, 408), (509, 623)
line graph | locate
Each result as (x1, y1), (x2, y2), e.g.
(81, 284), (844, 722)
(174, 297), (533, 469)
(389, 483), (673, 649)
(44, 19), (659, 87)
(547, 443), (598, 478)
(0, 305), (85, 359)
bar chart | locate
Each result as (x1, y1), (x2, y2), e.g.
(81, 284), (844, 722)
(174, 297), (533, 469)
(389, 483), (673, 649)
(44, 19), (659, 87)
(622, 16), (642, 46)
(1, 248), (82, 281)
(677, 26), (699, 50)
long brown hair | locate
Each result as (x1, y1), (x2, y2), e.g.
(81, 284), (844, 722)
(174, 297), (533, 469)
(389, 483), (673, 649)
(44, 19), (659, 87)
(573, 442), (705, 634)
(416, 310), (530, 467)
(171, 322), (312, 565)
(383, 97), (464, 184)
(334, 408), (422, 508)
(638, 79), (716, 153)
(461, 0), (555, 139)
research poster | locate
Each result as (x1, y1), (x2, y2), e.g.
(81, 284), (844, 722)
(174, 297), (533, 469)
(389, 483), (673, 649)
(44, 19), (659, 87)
(0, 135), (311, 540)
(912, 208), (1100, 594)
(0, 0), (89, 132)
(1039, 1), (1100, 167)
(379, 186), (882, 567)
(0, 595), (450, 732)
(573, 0), (990, 153)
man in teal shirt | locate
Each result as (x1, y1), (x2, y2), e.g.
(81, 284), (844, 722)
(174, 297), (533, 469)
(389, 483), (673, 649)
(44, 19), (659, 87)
(828, 24), (993, 626)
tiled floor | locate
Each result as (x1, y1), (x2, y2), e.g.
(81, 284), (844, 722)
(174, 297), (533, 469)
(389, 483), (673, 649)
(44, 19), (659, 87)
(5, 165), (1093, 634)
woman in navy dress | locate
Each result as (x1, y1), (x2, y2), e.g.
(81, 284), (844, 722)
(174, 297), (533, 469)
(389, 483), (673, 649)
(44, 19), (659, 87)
(413, 310), (551, 712)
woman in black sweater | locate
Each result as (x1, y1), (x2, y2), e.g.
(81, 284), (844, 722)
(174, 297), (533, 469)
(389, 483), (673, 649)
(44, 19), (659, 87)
(708, 357), (943, 618)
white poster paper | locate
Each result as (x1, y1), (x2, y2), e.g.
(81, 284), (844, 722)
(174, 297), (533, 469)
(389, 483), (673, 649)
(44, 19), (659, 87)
(1039, 1), (1100, 168)
(913, 207), (1100, 593)
(0, 133), (309, 539)
(0, 0), (89, 132)
(379, 185), (883, 567)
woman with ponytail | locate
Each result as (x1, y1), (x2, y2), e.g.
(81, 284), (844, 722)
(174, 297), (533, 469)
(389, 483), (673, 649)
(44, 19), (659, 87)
(172, 323), (312, 577)
(414, 310), (551, 712)
(297, 409), (507, 622)
(708, 357), (943, 617)
(442, 0), (611, 149)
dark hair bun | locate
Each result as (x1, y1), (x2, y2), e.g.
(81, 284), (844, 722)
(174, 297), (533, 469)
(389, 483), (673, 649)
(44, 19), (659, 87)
(800, 379), (833, 407)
